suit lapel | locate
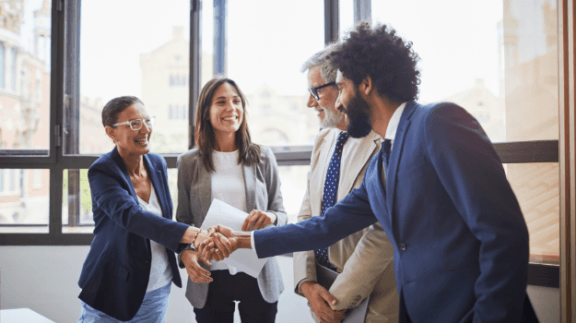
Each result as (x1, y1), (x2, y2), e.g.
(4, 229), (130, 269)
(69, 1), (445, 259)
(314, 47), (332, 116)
(338, 132), (380, 199)
(111, 147), (138, 201)
(197, 158), (212, 219)
(243, 163), (256, 212)
(314, 132), (336, 214)
(386, 102), (416, 220)
(144, 155), (170, 219)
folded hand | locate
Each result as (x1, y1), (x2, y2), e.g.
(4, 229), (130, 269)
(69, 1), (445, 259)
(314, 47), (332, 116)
(242, 210), (276, 231)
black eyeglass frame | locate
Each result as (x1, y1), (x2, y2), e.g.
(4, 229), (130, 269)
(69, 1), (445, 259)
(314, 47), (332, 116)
(308, 81), (336, 101)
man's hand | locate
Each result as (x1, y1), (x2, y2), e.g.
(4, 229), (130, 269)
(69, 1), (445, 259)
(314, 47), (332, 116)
(181, 249), (213, 283)
(242, 210), (276, 231)
(300, 281), (346, 323)
(196, 225), (239, 260)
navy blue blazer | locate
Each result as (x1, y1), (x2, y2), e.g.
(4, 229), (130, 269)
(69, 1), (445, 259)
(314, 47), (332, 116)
(78, 147), (189, 321)
(254, 102), (535, 323)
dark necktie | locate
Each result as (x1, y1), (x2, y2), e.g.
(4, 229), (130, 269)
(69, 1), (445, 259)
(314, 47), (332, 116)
(315, 131), (349, 270)
(382, 139), (392, 172)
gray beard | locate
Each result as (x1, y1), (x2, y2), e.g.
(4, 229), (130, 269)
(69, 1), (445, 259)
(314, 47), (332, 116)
(320, 107), (344, 129)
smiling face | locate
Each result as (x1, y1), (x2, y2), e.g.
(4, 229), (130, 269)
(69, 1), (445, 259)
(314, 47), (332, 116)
(306, 66), (344, 129)
(106, 103), (153, 156)
(209, 82), (244, 136)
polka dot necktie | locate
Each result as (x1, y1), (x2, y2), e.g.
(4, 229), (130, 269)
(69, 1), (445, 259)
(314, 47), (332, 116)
(315, 131), (349, 270)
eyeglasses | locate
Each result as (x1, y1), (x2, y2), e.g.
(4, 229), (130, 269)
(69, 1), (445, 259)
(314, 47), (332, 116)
(112, 117), (156, 131)
(308, 82), (336, 101)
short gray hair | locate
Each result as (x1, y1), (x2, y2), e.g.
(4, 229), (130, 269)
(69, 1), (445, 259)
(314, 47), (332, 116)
(300, 43), (339, 83)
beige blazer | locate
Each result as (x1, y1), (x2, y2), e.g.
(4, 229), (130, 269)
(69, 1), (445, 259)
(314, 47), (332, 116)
(176, 147), (286, 309)
(293, 129), (399, 323)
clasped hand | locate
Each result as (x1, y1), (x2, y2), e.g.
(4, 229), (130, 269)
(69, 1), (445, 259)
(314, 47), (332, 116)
(196, 210), (274, 261)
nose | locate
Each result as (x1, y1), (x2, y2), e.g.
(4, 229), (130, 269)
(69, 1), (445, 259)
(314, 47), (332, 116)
(307, 93), (317, 108)
(141, 122), (152, 133)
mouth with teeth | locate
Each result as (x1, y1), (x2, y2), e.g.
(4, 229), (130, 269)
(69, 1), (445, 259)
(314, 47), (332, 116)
(134, 136), (149, 146)
(222, 116), (239, 122)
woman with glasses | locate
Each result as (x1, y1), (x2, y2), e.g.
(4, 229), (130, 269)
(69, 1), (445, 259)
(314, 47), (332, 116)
(176, 77), (287, 323)
(77, 96), (217, 322)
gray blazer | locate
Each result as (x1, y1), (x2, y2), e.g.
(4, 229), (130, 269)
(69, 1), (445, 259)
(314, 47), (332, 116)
(176, 146), (287, 308)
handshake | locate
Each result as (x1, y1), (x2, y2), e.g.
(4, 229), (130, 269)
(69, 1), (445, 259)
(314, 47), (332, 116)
(194, 225), (242, 261)
(182, 210), (274, 283)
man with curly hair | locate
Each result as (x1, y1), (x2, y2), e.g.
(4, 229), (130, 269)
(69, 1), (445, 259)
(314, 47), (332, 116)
(206, 22), (537, 323)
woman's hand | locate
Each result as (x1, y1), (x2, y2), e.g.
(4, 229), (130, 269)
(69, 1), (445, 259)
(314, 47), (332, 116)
(181, 249), (213, 283)
(196, 225), (239, 260)
(241, 210), (276, 231)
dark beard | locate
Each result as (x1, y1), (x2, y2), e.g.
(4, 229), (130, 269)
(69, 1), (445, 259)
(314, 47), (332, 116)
(346, 93), (373, 138)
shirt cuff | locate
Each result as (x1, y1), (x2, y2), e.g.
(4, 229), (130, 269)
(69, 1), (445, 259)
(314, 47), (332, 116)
(297, 278), (315, 294)
(250, 231), (258, 257)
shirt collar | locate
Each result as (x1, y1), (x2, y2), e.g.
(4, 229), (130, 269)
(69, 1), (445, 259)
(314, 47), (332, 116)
(384, 102), (407, 141)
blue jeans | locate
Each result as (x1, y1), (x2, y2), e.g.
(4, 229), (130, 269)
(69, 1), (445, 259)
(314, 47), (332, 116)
(78, 282), (171, 323)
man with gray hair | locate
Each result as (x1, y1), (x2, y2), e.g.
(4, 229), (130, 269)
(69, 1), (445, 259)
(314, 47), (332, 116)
(293, 45), (399, 323)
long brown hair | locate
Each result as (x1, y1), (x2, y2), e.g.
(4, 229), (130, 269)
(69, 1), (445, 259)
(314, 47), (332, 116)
(195, 76), (260, 172)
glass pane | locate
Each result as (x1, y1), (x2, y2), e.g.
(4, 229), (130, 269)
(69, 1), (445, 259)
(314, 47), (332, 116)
(226, 0), (324, 147)
(77, 0), (191, 154)
(507, 163), (559, 265)
(200, 0), (214, 88)
(372, 0), (558, 143)
(0, 0), (51, 155)
(277, 165), (309, 224)
(0, 168), (49, 233)
(339, 0), (355, 39)
(63, 168), (179, 234)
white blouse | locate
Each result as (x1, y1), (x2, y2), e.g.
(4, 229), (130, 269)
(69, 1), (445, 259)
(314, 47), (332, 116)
(137, 186), (173, 291)
(210, 150), (247, 274)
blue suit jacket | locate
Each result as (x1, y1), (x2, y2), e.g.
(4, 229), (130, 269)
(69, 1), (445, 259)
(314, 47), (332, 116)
(78, 147), (189, 321)
(255, 102), (533, 323)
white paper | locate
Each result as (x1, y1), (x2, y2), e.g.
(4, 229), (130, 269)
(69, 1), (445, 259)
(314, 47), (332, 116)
(200, 199), (270, 277)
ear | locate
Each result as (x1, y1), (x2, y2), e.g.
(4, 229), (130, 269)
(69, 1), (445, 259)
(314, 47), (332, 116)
(358, 75), (373, 97)
(105, 126), (116, 143)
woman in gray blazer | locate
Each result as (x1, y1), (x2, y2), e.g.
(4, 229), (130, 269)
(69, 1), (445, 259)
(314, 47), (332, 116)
(176, 77), (287, 323)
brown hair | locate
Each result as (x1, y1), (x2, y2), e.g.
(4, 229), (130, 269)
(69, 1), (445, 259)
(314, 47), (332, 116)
(195, 76), (260, 171)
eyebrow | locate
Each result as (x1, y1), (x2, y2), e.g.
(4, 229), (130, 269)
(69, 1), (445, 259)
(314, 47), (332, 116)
(215, 95), (240, 100)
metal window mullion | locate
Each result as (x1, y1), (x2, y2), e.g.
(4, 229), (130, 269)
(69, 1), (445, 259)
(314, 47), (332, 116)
(63, 0), (82, 230)
(353, 0), (371, 23)
(324, 0), (339, 45)
(48, 0), (67, 237)
(213, 0), (226, 75)
(189, 0), (201, 149)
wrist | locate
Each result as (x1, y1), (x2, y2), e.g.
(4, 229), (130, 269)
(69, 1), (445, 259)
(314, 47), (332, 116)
(234, 234), (252, 249)
(300, 281), (316, 295)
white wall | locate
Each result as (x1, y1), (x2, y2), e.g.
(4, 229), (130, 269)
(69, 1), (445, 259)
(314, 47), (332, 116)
(0, 246), (560, 323)
(0, 246), (309, 323)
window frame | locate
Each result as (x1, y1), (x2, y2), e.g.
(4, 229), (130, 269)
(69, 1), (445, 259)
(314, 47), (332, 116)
(0, 0), (562, 289)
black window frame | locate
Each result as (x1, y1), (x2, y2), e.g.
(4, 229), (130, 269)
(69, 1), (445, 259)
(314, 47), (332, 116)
(0, 0), (560, 288)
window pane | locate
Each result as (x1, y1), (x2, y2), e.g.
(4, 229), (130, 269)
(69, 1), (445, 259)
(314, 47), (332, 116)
(77, 0), (190, 155)
(339, 0), (355, 39)
(225, 0), (324, 147)
(507, 163), (559, 265)
(277, 165), (309, 224)
(0, 168), (49, 233)
(372, 0), (558, 143)
(63, 168), (179, 234)
(0, 0), (51, 155)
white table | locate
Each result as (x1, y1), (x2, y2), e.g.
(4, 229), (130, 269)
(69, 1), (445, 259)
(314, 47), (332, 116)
(0, 308), (55, 323)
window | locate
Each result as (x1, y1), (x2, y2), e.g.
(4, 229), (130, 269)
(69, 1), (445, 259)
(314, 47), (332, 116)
(0, 0), (568, 292)
(0, 42), (5, 89)
(10, 47), (16, 91)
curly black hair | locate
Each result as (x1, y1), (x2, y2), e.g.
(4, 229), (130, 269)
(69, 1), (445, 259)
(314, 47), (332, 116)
(329, 22), (421, 103)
